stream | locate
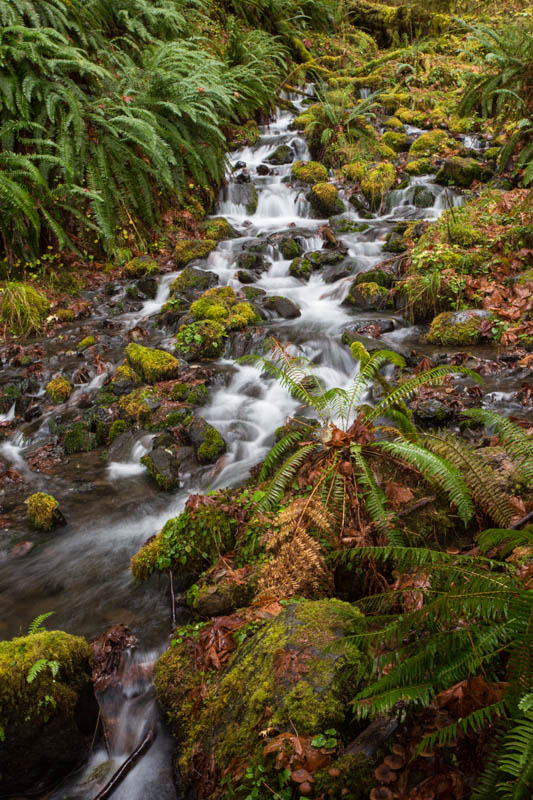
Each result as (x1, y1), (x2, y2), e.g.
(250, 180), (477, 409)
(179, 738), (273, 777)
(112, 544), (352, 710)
(0, 90), (525, 798)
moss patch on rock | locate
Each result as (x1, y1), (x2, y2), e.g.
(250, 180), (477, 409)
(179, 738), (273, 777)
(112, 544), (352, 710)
(292, 160), (328, 184)
(309, 182), (344, 217)
(199, 217), (238, 241)
(125, 343), (181, 384)
(409, 129), (450, 156)
(46, 376), (72, 404)
(175, 239), (217, 268)
(361, 162), (396, 210)
(426, 309), (494, 346)
(124, 256), (159, 278)
(26, 492), (61, 530)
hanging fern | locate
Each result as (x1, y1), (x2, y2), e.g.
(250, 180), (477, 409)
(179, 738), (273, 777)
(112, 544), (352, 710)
(27, 611), (54, 635)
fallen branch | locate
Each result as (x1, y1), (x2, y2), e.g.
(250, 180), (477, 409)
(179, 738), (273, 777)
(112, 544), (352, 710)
(510, 509), (533, 530)
(169, 570), (176, 628)
(92, 728), (156, 800)
(397, 495), (436, 518)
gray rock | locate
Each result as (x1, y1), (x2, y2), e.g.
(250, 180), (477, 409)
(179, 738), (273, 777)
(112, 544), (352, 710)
(263, 295), (301, 319)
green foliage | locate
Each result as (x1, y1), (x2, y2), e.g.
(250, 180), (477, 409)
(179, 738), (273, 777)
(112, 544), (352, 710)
(0, 0), (287, 264)
(27, 612), (54, 635)
(0, 282), (50, 335)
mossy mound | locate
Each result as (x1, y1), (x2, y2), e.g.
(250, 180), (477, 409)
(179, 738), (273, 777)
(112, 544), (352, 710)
(125, 343), (181, 384)
(170, 381), (209, 405)
(46, 376), (72, 404)
(279, 236), (303, 259)
(175, 239), (217, 268)
(291, 160), (328, 184)
(131, 501), (238, 579)
(77, 335), (95, 352)
(342, 162), (366, 183)
(155, 599), (368, 799)
(175, 319), (227, 361)
(199, 217), (238, 241)
(289, 249), (345, 281)
(188, 415), (226, 464)
(361, 162), (396, 210)
(404, 158), (433, 176)
(0, 282), (51, 336)
(124, 256), (159, 278)
(382, 131), (410, 152)
(266, 144), (294, 165)
(189, 286), (259, 330)
(436, 156), (490, 188)
(111, 363), (141, 395)
(169, 266), (218, 298)
(426, 309), (494, 346)
(118, 386), (157, 422)
(344, 281), (393, 311)
(26, 492), (61, 530)
(0, 630), (96, 794)
(309, 182), (344, 217)
(409, 129), (450, 156)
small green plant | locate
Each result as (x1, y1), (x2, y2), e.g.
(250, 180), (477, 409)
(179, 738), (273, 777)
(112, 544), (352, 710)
(27, 612), (54, 635)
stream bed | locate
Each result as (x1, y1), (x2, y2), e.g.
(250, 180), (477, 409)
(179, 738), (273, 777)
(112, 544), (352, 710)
(0, 91), (526, 798)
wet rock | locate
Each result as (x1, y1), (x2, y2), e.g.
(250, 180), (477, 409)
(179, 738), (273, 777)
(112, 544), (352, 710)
(256, 164), (271, 175)
(289, 249), (345, 281)
(224, 327), (270, 359)
(342, 319), (395, 339)
(413, 398), (453, 424)
(436, 157), (492, 188)
(322, 259), (356, 283)
(266, 144), (294, 164)
(343, 281), (394, 311)
(174, 239), (217, 268)
(330, 215), (370, 234)
(125, 343), (181, 383)
(192, 566), (257, 617)
(236, 269), (257, 284)
(231, 182), (258, 215)
(187, 415), (226, 464)
(199, 217), (238, 241)
(0, 630), (98, 795)
(169, 267), (218, 301)
(427, 309), (494, 346)
(237, 250), (269, 273)
(141, 444), (195, 491)
(263, 295), (301, 319)
(384, 230), (407, 252)
(234, 161), (246, 170)
(242, 286), (267, 302)
(341, 331), (410, 361)
(111, 363), (142, 396)
(412, 185), (435, 208)
(279, 235), (304, 259)
(136, 276), (158, 299)
(235, 170), (251, 184)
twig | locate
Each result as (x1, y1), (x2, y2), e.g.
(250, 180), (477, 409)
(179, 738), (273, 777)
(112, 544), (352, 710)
(169, 570), (176, 628)
(397, 495), (436, 518)
(92, 728), (156, 800)
(509, 509), (533, 530)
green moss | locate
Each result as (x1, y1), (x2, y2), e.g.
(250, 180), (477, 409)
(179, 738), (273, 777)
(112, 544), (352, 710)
(279, 237), (303, 259)
(46, 376), (72, 404)
(175, 239), (217, 268)
(199, 217), (237, 241)
(196, 425), (226, 464)
(309, 182), (344, 216)
(227, 121), (260, 150)
(140, 453), (179, 491)
(125, 343), (181, 384)
(171, 382), (209, 405)
(361, 162), (395, 209)
(155, 600), (367, 797)
(0, 629), (91, 733)
(77, 335), (94, 352)
(405, 158), (432, 175)
(436, 156), (487, 188)
(63, 421), (97, 455)
(188, 287), (258, 336)
(111, 363), (141, 390)
(124, 256), (159, 278)
(175, 319), (227, 361)
(131, 502), (238, 578)
(0, 282), (51, 336)
(427, 310), (492, 345)
(55, 308), (74, 322)
(170, 267), (215, 296)
(342, 161), (366, 183)
(108, 419), (127, 443)
(118, 387), (156, 422)
(291, 160), (328, 184)
(484, 147), (501, 161)
(26, 492), (60, 530)
(409, 129), (450, 156)
(382, 131), (410, 152)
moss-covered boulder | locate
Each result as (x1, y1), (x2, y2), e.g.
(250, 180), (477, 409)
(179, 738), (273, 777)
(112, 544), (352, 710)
(291, 160), (328, 184)
(342, 162), (366, 183)
(169, 267), (218, 299)
(25, 492), (62, 530)
(382, 131), (410, 152)
(175, 319), (227, 361)
(309, 182), (344, 217)
(279, 236), (304, 259)
(266, 144), (294, 165)
(409, 129), (450, 156)
(175, 239), (217, 268)
(289, 249), (345, 281)
(404, 158), (433, 176)
(118, 386), (157, 423)
(436, 156), (490, 188)
(199, 217), (238, 241)
(124, 255), (159, 278)
(0, 630), (97, 794)
(141, 440), (195, 491)
(111, 363), (141, 396)
(46, 376), (72, 404)
(125, 343), (181, 384)
(155, 599), (368, 799)
(188, 415), (226, 464)
(427, 309), (495, 346)
(131, 500), (238, 578)
(361, 163), (396, 210)
(343, 281), (393, 311)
